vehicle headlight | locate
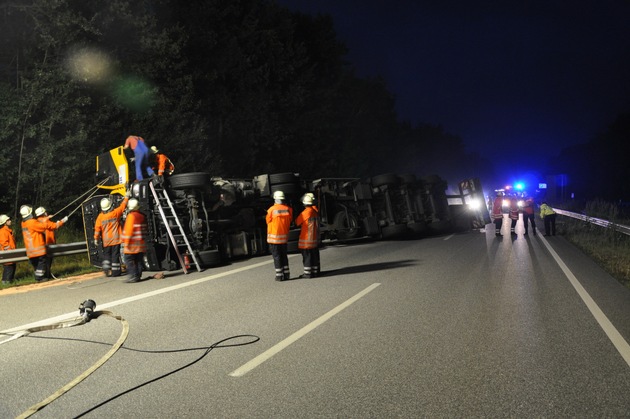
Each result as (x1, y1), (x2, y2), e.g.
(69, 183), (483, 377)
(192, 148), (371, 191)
(469, 198), (481, 210)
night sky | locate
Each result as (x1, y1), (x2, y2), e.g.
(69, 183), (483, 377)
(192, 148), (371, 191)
(276, 0), (630, 179)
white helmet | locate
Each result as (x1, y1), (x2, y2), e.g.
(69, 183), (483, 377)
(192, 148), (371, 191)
(150, 146), (159, 154)
(302, 193), (314, 206)
(0, 214), (9, 225)
(35, 206), (47, 217)
(273, 190), (285, 201)
(128, 198), (140, 211)
(100, 197), (112, 211)
(20, 205), (32, 218)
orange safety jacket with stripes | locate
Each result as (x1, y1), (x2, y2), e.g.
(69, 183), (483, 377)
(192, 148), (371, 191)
(122, 210), (147, 254)
(154, 153), (175, 176)
(37, 215), (61, 245)
(22, 218), (61, 258)
(0, 224), (16, 265)
(94, 197), (128, 247)
(266, 203), (292, 244)
(491, 197), (503, 220)
(295, 206), (319, 249)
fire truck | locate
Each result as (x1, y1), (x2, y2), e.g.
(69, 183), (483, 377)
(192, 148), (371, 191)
(82, 147), (487, 272)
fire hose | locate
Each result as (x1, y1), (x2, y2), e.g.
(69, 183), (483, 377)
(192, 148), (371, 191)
(0, 300), (129, 419)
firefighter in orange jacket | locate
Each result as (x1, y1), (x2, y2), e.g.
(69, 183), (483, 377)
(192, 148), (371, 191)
(35, 206), (60, 279)
(266, 190), (293, 281)
(94, 193), (129, 277)
(490, 192), (505, 236)
(0, 214), (16, 284)
(122, 198), (147, 283)
(20, 205), (67, 282)
(507, 196), (519, 235)
(150, 146), (175, 178)
(295, 193), (320, 278)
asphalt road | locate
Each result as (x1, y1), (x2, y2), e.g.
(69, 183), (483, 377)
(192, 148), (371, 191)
(2, 218), (630, 418)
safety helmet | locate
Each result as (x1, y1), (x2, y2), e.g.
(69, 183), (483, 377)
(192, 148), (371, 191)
(302, 194), (314, 206)
(150, 146), (159, 154)
(35, 206), (47, 217)
(273, 191), (285, 201)
(0, 214), (9, 225)
(20, 205), (32, 218)
(128, 198), (140, 211)
(100, 197), (113, 212)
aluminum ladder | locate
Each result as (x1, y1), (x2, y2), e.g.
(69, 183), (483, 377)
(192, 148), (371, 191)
(149, 181), (202, 273)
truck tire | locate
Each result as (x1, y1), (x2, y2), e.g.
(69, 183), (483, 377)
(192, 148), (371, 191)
(333, 211), (361, 240)
(371, 173), (399, 187)
(408, 221), (427, 236)
(270, 183), (302, 196)
(197, 249), (222, 268)
(381, 224), (410, 239)
(398, 174), (417, 185)
(168, 172), (210, 190)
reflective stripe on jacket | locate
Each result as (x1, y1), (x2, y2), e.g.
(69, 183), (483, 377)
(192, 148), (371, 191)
(22, 218), (58, 258)
(154, 153), (175, 175)
(37, 216), (63, 245)
(94, 197), (128, 247)
(508, 198), (519, 220)
(295, 206), (319, 249)
(266, 203), (292, 244)
(122, 211), (147, 254)
(491, 197), (503, 220)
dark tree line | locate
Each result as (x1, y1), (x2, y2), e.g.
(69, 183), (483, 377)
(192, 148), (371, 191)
(0, 0), (496, 219)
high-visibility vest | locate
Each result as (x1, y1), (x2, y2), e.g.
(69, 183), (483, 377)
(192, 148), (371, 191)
(94, 197), (128, 247)
(154, 153), (175, 175)
(0, 225), (16, 265)
(37, 215), (63, 245)
(22, 218), (59, 258)
(266, 203), (292, 244)
(539, 204), (556, 218)
(122, 210), (147, 254)
(491, 197), (503, 220)
(295, 206), (319, 249)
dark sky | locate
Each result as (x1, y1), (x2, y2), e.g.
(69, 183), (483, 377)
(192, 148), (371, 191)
(276, 0), (630, 179)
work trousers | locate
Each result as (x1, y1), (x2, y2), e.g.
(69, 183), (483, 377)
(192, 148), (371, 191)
(102, 245), (122, 277)
(544, 214), (557, 236)
(523, 213), (536, 234)
(125, 252), (144, 281)
(269, 243), (289, 280)
(29, 256), (47, 282)
(300, 248), (320, 277)
(2, 263), (16, 283)
(133, 140), (155, 181)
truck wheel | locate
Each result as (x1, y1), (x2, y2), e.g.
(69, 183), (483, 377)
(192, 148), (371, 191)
(270, 183), (302, 195)
(371, 173), (399, 187)
(381, 224), (410, 239)
(197, 249), (222, 268)
(333, 211), (361, 240)
(168, 173), (210, 190)
(398, 174), (417, 185)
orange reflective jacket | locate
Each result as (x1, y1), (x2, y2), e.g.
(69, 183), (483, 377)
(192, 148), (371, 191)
(266, 203), (292, 244)
(153, 153), (175, 175)
(37, 216), (63, 245)
(295, 206), (319, 249)
(22, 218), (60, 258)
(94, 197), (128, 247)
(0, 225), (16, 265)
(122, 211), (147, 254)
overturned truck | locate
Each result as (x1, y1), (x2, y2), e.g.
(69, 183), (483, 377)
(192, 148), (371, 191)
(82, 147), (487, 272)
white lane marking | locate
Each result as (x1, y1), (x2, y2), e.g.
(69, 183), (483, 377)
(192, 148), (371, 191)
(443, 234), (454, 241)
(1, 257), (293, 334)
(229, 283), (381, 377)
(539, 235), (630, 367)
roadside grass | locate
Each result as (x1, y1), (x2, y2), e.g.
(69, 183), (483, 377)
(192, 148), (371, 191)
(559, 199), (630, 289)
(1, 226), (99, 289)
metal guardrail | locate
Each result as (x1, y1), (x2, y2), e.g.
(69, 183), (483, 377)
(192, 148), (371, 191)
(554, 208), (630, 236)
(0, 242), (88, 264)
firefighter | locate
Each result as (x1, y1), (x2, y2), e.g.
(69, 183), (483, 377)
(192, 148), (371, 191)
(20, 205), (67, 282)
(122, 198), (147, 283)
(35, 206), (60, 279)
(94, 193), (129, 277)
(124, 135), (154, 181)
(508, 196), (519, 236)
(295, 193), (320, 278)
(0, 215), (16, 284)
(150, 146), (175, 180)
(490, 192), (505, 236)
(539, 201), (557, 236)
(266, 190), (293, 281)
(521, 197), (537, 236)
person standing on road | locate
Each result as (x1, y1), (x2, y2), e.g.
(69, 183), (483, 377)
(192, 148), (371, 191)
(521, 197), (537, 236)
(121, 198), (147, 283)
(0, 215), (17, 285)
(491, 192), (505, 236)
(295, 193), (320, 278)
(266, 190), (293, 281)
(124, 135), (154, 181)
(20, 205), (67, 282)
(94, 193), (129, 277)
(508, 196), (519, 236)
(540, 202), (557, 236)
(35, 206), (61, 279)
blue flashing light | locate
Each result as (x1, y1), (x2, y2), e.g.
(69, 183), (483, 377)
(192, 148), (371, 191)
(514, 182), (524, 191)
